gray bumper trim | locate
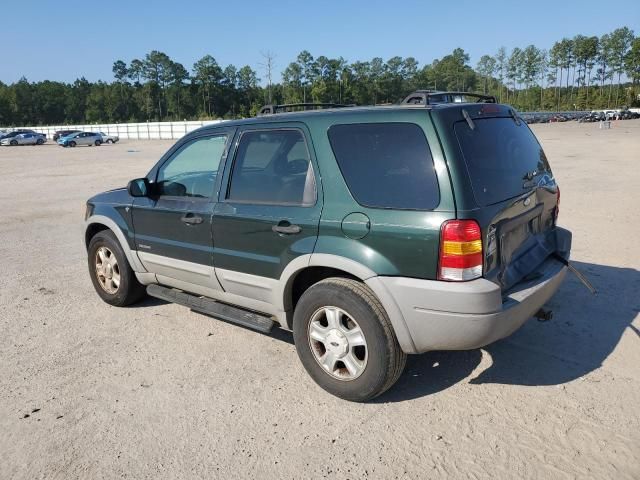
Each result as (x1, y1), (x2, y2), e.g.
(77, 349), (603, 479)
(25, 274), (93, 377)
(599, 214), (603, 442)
(369, 257), (567, 354)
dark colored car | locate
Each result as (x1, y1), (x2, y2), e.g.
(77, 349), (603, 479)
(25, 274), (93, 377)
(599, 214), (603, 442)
(53, 129), (81, 141)
(83, 93), (571, 401)
(0, 129), (44, 141)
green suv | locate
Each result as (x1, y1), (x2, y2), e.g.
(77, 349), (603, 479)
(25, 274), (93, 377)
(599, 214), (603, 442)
(84, 95), (571, 401)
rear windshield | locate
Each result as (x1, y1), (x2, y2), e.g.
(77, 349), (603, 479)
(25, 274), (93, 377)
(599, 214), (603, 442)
(328, 123), (439, 210)
(454, 117), (551, 206)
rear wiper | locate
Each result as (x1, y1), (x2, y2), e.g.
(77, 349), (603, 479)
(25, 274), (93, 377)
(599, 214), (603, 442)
(509, 108), (521, 126)
(461, 109), (475, 130)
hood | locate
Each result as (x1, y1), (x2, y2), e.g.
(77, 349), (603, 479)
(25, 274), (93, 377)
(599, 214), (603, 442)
(87, 187), (132, 206)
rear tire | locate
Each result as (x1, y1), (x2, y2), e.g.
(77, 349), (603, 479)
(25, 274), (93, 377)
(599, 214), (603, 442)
(87, 230), (146, 307)
(293, 278), (406, 402)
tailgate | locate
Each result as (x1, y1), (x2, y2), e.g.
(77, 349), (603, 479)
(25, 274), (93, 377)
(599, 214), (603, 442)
(453, 114), (562, 291)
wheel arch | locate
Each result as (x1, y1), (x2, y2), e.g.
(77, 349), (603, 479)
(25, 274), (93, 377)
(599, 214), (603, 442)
(84, 215), (146, 273)
(278, 253), (416, 353)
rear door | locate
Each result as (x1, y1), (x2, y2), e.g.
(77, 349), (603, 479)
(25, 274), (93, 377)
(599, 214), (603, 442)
(452, 114), (560, 291)
(131, 130), (232, 291)
(212, 125), (321, 303)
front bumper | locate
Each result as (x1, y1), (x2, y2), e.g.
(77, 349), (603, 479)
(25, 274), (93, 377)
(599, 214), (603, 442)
(366, 228), (571, 354)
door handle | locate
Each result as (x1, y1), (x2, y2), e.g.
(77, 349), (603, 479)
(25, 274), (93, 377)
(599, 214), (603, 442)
(181, 213), (203, 225)
(272, 222), (301, 235)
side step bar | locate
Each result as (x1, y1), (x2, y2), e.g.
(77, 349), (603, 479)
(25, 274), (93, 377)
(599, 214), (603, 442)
(147, 284), (274, 333)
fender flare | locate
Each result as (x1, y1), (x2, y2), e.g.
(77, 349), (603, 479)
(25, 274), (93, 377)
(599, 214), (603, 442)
(277, 253), (417, 353)
(84, 215), (146, 273)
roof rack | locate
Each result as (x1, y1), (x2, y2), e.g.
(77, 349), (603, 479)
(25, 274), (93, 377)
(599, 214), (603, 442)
(401, 90), (497, 105)
(257, 103), (354, 116)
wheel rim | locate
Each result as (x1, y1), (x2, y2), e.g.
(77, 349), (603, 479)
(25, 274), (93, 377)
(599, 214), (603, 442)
(95, 246), (120, 294)
(308, 306), (368, 381)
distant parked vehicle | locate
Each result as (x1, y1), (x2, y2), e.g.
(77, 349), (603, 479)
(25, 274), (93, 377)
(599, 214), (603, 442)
(0, 129), (43, 141)
(58, 131), (103, 147)
(98, 132), (119, 144)
(579, 112), (604, 123)
(1, 133), (46, 146)
(549, 115), (568, 123)
(53, 129), (81, 141)
(618, 109), (640, 120)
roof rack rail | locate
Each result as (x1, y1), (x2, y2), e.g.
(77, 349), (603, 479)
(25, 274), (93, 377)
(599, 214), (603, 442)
(401, 90), (497, 105)
(257, 103), (354, 116)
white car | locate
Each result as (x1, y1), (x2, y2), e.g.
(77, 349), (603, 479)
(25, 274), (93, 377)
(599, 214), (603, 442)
(1, 133), (46, 146)
(99, 132), (119, 144)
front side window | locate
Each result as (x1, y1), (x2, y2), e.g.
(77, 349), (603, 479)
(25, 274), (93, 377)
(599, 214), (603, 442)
(156, 135), (227, 198)
(227, 129), (316, 206)
(328, 123), (440, 210)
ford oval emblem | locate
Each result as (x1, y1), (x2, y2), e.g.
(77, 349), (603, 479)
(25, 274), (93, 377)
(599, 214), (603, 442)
(524, 197), (532, 206)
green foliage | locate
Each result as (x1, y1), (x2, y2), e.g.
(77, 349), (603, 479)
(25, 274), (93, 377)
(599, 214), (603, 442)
(0, 26), (638, 127)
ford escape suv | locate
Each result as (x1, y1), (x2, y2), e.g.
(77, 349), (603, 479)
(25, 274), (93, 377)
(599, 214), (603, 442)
(84, 94), (571, 401)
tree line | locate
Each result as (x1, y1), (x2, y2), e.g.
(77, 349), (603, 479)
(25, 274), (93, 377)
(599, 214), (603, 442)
(0, 26), (638, 127)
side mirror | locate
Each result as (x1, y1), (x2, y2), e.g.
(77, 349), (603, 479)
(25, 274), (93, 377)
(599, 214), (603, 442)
(127, 178), (150, 197)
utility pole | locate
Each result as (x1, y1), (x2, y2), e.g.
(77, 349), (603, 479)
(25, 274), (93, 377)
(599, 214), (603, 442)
(260, 51), (276, 104)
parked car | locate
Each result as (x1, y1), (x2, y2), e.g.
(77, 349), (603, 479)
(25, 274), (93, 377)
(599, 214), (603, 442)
(0, 129), (42, 141)
(579, 112), (604, 123)
(1, 132), (46, 146)
(84, 94), (571, 401)
(58, 131), (103, 147)
(98, 132), (119, 144)
(53, 129), (81, 141)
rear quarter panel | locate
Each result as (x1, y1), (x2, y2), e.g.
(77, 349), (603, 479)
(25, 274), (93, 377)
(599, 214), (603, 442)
(305, 109), (455, 279)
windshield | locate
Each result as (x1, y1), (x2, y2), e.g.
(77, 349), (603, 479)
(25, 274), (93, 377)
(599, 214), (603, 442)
(454, 117), (552, 206)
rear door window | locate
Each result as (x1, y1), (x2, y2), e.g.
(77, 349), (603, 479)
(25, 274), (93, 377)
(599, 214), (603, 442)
(454, 117), (552, 206)
(327, 123), (439, 210)
(227, 129), (316, 206)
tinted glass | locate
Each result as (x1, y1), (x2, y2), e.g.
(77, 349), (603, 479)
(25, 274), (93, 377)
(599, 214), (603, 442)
(454, 118), (551, 206)
(328, 123), (439, 210)
(227, 130), (316, 206)
(156, 135), (227, 198)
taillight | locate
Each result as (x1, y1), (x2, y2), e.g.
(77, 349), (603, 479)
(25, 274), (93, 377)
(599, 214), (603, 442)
(438, 220), (483, 281)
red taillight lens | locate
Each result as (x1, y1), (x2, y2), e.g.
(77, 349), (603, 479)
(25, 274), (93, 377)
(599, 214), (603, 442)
(438, 220), (483, 281)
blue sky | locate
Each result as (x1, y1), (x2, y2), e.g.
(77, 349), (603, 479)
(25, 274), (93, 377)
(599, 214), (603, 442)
(2, 0), (638, 84)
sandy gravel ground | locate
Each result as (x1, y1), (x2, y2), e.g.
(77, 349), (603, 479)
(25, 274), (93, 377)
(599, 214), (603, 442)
(0, 120), (639, 479)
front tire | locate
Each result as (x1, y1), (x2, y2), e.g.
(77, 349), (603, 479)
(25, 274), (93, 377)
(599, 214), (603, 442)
(36, 138), (44, 145)
(69, 141), (76, 147)
(87, 230), (146, 306)
(10, 140), (18, 146)
(95, 140), (102, 146)
(293, 278), (406, 402)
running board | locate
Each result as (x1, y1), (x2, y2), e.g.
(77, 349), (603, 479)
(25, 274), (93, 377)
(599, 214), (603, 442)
(146, 284), (274, 333)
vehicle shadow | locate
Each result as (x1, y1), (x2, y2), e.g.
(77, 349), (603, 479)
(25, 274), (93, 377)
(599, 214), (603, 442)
(377, 261), (639, 403)
(129, 296), (168, 308)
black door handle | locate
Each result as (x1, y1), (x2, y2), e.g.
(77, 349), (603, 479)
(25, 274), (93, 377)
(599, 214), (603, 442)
(181, 213), (203, 225)
(272, 222), (301, 235)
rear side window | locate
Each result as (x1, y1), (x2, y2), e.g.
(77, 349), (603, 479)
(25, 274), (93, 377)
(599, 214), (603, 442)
(455, 118), (552, 206)
(328, 123), (439, 210)
(227, 129), (316, 206)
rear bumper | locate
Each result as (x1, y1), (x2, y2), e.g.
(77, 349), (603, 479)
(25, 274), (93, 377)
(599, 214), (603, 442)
(367, 252), (569, 354)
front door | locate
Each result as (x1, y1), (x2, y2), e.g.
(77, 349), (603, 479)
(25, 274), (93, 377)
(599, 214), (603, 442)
(131, 131), (231, 291)
(212, 126), (322, 304)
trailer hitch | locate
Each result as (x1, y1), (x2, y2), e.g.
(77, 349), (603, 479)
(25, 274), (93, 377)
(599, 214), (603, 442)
(535, 308), (553, 322)
(553, 253), (597, 295)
